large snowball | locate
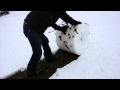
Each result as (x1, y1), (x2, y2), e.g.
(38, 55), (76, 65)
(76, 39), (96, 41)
(56, 22), (90, 55)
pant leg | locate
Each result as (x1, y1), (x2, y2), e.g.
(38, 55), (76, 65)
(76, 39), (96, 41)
(23, 23), (42, 73)
(41, 34), (53, 60)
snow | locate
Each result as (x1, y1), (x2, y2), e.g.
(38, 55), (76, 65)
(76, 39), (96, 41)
(0, 11), (120, 79)
(56, 22), (90, 55)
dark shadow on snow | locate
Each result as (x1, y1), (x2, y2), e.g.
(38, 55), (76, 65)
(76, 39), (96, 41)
(7, 49), (79, 79)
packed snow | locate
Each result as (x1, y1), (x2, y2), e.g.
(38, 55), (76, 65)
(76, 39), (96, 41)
(56, 22), (90, 55)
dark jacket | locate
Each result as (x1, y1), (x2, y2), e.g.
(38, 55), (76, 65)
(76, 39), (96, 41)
(24, 11), (78, 33)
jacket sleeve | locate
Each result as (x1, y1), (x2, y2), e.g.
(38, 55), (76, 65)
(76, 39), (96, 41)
(51, 15), (62, 31)
(51, 24), (62, 31)
(56, 11), (79, 25)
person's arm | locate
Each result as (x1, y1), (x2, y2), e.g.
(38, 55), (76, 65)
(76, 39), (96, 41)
(52, 24), (68, 34)
(51, 24), (62, 31)
(50, 11), (69, 34)
(56, 11), (81, 25)
(50, 15), (62, 30)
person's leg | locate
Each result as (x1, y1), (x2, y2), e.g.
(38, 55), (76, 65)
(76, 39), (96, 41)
(41, 34), (53, 60)
(41, 34), (58, 62)
(23, 23), (42, 74)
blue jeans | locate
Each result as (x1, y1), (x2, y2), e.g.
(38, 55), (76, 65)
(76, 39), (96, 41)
(23, 22), (52, 73)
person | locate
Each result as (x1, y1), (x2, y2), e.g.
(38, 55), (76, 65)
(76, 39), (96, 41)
(23, 11), (81, 77)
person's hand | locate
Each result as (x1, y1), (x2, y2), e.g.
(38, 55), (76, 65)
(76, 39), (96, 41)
(61, 25), (68, 34)
(73, 21), (82, 25)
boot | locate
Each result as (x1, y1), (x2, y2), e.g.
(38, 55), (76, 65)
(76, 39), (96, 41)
(27, 69), (43, 77)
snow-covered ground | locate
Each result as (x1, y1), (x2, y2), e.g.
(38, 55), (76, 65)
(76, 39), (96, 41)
(0, 11), (120, 79)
